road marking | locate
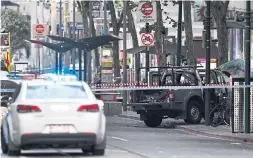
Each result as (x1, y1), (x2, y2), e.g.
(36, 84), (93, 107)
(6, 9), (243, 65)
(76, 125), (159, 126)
(231, 142), (241, 145)
(111, 136), (129, 142)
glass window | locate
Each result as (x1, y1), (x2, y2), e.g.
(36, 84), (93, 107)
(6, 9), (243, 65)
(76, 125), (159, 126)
(26, 85), (88, 100)
(215, 71), (225, 84)
(181, 73), (195, 85)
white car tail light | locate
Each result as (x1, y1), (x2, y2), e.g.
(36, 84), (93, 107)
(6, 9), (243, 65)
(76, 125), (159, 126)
(77, 104), (99, 112)
(17, 105), (41, 113)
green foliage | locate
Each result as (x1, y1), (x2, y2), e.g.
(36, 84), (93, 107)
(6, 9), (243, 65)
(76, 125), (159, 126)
(1, 9), (31, 58)
(115, 0), (123, 9)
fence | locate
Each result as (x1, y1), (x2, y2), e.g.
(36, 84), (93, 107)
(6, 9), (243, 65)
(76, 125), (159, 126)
(231, 77), (253, 133)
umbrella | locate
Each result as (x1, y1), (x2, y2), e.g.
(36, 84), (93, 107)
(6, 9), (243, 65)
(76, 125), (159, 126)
(46, 35), (76, 43)
(25, 40), (74, 52)
(219, 59), (245, 71)
(47, 35), (122, 51)
(218, 59), (253, 77)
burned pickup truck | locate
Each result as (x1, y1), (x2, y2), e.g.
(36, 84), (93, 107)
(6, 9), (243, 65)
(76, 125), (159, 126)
(129, 66), (205, 127)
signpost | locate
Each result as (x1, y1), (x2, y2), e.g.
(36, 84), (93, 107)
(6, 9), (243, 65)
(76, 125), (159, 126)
(140, 33), (154, 46)
(32, 24), (48, 39)
(32, 24), (48, 73)
(136, 2), (157, 24)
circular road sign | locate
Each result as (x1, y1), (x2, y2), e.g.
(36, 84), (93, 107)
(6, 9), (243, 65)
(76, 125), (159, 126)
(141, 2), (153, 16)
(35, 24), (45, 34)
(141, 33), (154, 46)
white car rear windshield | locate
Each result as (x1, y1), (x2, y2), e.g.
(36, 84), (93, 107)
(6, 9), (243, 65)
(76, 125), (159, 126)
(26, 85), (88, 99)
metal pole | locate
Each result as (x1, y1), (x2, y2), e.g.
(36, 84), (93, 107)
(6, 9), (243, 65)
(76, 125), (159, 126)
(59, 0), (63, 74)
(72, 0), (76, 74)
(204, 0), (211, 126)
(176, 0), (182, 66)
(83, 50), (87, 81)
(122, 1), (127, 111)
(38, 42), (40, 73)
(104, 0), (108, 34)
(244, 0), (251, 134)
(88, 1), (93, 83)
(78, 30), (82, 81)
(145, 46), (150, 80)
(145, 23), (150, 81)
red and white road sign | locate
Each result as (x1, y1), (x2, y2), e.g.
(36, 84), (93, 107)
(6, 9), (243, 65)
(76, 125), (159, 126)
(136, 2), (157, 24)
(141, 3), (153, 16)
(35, 24), (45, 34)
(141, 33), (154, 46)
(32, 24), (48, 38)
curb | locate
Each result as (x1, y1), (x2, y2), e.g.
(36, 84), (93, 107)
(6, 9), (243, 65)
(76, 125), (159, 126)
(178, 126), (253, 143)
(118, 114), (140, 121)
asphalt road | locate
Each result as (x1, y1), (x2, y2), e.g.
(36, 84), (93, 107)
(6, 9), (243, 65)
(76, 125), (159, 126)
(1, 116), (253, 158)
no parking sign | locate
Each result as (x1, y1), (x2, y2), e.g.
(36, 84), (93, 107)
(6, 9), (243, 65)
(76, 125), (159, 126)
(140, 33), (154, 46)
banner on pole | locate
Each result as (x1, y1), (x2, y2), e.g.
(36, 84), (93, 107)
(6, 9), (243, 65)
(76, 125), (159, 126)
(135, 2), (157, 24)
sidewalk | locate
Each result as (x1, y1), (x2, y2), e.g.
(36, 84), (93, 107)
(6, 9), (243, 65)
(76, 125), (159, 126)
(118, 111), (253, 143)
(178, 125), (253, 143)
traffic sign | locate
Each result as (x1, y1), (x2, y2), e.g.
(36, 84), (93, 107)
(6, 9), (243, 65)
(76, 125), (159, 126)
(35, 24), (45, 34)
(141, 33), (154, 46)
(141, 3), (153, 16)
(136, 2), (157, 24)
(32, 24), (48, 39)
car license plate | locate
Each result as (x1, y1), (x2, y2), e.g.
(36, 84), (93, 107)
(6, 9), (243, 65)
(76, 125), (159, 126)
(49, 125), (70, 133)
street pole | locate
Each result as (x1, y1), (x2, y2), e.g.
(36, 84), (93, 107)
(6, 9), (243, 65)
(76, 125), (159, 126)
(72, 0), (76, 74)
(104, 0), (108, 34)
(78, 30), (82, 81)
(88, 1), (93, 84)
(145, 23), (150, 81)
(176, 0), (182, 66)
(50, 0), (58, 73)
(204, 0), (211, 126)
(122, 1), (127, 111)
(244, 0), (251, 134)
(59, 0), (63, 74)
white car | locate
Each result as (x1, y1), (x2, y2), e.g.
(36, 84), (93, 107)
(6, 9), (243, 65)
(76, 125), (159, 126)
(1, 80), (106, 156)
(40, 74), (78, 81)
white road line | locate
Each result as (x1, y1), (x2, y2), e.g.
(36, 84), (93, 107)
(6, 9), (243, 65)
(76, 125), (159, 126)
(231, 142), (241, 145)
(111, 136), (129, 142)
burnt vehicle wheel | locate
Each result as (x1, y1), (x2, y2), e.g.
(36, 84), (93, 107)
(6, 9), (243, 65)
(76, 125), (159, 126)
(184, 100), (202, 124)
(144, 114), (162, 127)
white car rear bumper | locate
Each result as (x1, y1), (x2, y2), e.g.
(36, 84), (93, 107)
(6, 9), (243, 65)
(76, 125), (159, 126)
(12, 113), (106, 147)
